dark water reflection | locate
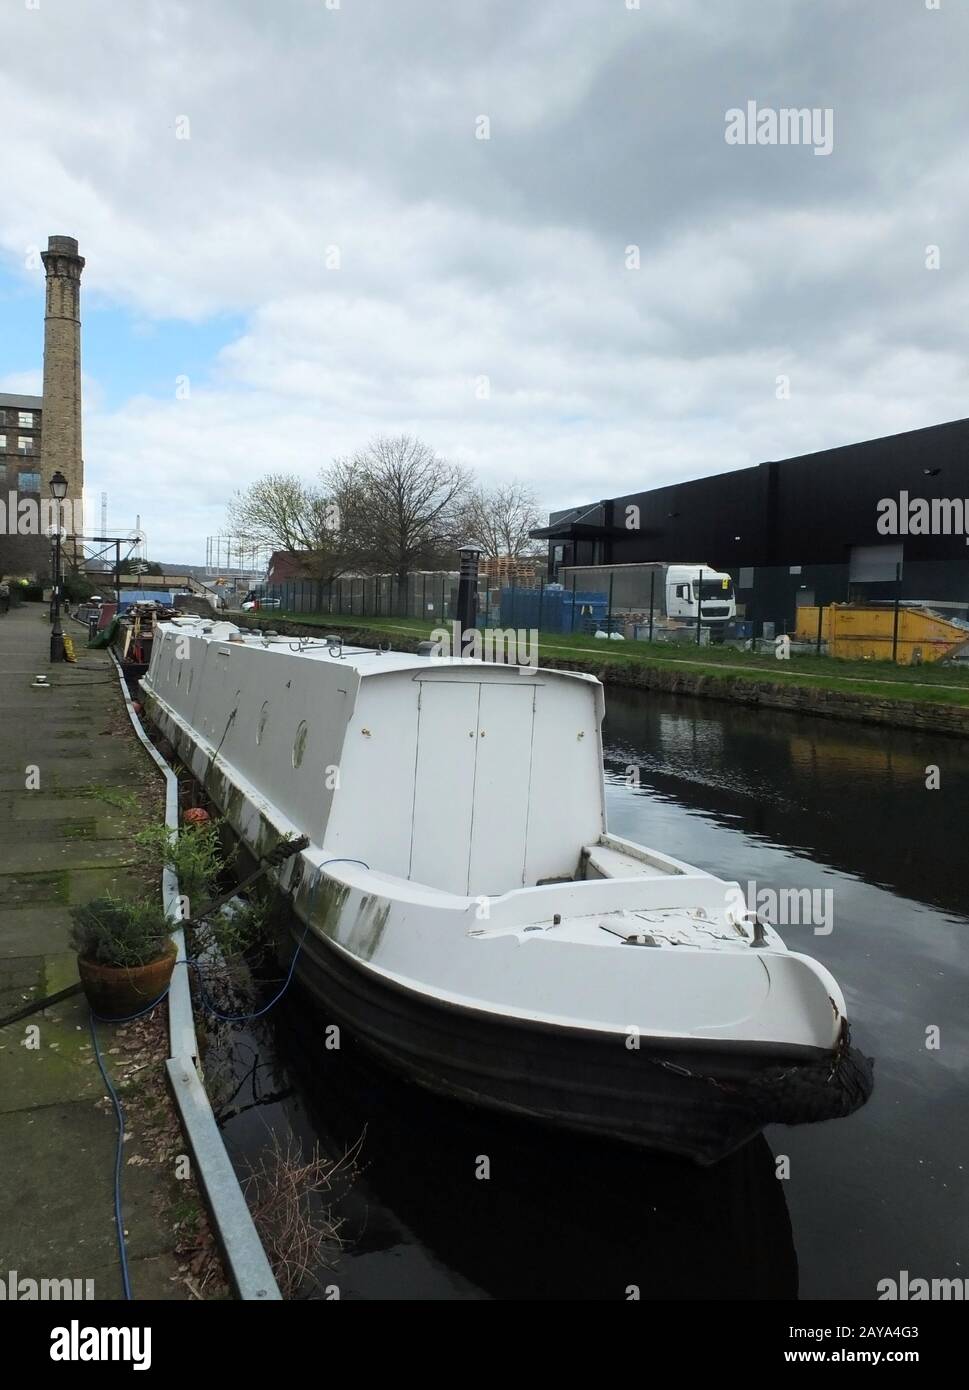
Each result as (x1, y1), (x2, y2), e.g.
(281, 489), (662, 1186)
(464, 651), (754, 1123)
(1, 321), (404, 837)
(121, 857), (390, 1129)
(219, 1006), (796, 1300)
(216, 689), (969, 1300)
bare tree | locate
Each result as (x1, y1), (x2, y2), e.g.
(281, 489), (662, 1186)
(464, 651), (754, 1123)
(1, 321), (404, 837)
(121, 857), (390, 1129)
(226, 463), (360, 585)
(460, 481), (545, 563)
(344, 435), (471, 600)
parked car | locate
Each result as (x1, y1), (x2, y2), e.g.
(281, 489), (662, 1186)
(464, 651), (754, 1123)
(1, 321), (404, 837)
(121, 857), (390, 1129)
(241, 596), (281, 611)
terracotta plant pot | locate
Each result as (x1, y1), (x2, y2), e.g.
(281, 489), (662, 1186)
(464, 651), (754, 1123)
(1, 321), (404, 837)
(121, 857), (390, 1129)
(77, 944), (177, 1020)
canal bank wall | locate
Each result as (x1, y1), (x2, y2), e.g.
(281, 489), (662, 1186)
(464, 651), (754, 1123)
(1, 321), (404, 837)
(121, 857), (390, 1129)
(235, 615), (969, 740)
(535, 656), (969, 738)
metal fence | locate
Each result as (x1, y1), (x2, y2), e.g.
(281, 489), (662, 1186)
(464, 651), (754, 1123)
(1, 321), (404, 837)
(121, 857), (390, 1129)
(730, 560), (969, 663)
(258, 560), (969, 666)
(265, 572), (465, 623)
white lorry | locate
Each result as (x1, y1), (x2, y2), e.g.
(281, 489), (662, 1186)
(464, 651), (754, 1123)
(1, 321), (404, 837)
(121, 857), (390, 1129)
(559, 561), (736, 635)
(660, 563), (736, 629)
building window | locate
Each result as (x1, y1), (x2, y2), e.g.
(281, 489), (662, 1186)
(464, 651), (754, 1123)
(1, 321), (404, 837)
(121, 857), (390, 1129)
(19, 471), (41, 493)
(0, 434), (6, 451)
(738, 567), (754, 589)
(17, 437), (33, 454)
(0, 464), (6, 485)
(18, 411), (34, 428)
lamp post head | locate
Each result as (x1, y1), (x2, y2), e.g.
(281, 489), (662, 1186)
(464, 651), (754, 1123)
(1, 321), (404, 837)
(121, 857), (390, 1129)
(49, 471), (69, 501)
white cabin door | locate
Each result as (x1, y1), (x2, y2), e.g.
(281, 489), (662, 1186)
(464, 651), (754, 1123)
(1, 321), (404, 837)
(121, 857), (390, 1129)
(468, 683), (535, 897)
(409, 681), (480, 895)
(409, 680), (536, 896)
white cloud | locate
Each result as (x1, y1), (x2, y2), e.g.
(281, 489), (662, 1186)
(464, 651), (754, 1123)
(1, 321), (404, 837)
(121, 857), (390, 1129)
(0, 0), (966, 560)
(0, 370), (42, 396)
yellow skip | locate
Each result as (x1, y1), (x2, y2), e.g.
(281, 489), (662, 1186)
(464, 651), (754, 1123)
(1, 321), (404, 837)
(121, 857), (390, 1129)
(796, 603), (969, 665)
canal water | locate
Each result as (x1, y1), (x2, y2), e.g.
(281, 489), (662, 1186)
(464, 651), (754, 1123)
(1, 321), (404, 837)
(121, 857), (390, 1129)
(214, 688), (969, 1300)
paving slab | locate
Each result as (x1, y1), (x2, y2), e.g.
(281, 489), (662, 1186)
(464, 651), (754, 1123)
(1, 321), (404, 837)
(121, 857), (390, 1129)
(67, 866), (151, 904)
(0, 795), (104, 822)
(0, 838), (140, 874)
(0, 905), (75, 960)
(0, 958), (43, 1016)
(0, 1003), (105, 1112)
(0, 797), (137, 843)
(0, 1099), (180, 1269)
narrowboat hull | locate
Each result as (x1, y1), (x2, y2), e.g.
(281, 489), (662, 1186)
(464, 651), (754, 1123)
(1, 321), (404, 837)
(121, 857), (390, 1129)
(288, 923), (872, 1166)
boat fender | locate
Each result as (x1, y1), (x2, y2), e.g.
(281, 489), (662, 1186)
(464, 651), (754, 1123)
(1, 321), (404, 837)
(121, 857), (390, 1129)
(737, 1022), (875, 1125)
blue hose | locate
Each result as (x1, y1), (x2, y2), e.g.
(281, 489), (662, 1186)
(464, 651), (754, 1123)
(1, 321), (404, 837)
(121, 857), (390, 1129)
(88, 1011), (133, 1301)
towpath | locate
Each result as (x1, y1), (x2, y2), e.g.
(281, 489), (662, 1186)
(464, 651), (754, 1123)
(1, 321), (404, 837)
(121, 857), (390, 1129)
(0, 601), (204, 1299)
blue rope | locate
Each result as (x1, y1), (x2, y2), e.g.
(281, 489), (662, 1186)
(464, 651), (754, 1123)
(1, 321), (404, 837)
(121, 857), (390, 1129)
(90, 855), (370, 1298)
(184, 927), (308, 1022)
(181, 857), (370, 1021)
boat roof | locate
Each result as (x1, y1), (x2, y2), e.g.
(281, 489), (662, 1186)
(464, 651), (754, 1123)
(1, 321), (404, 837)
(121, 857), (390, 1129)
(160, 617), (599, 684)
(150, 615), (607, 895)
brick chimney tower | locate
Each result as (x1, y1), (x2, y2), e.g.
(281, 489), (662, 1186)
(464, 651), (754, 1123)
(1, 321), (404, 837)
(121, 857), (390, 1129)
(41, 235), (85, 553)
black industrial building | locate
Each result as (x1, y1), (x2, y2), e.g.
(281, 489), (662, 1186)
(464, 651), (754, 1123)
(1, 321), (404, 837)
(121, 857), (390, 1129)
(534, 416), (969, 630)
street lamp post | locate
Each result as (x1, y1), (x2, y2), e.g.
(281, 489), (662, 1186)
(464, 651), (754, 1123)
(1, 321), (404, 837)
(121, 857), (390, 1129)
(49, 471), (69, 663)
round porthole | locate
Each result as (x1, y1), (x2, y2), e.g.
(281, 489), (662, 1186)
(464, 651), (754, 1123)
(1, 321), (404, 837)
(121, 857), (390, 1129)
(292, 720), (308, 768)
(257, 700), (270, 745)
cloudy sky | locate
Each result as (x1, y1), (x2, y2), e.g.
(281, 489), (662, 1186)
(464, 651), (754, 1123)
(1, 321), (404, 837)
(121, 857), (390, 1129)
(1, 0), (966, 563)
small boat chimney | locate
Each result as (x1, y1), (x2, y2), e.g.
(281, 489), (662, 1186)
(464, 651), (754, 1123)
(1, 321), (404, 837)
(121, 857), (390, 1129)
(455, 542), (483, 637)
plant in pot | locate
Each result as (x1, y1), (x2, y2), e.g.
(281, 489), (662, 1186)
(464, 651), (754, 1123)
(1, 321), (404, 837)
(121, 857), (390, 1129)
(70, 895), (176, 1020)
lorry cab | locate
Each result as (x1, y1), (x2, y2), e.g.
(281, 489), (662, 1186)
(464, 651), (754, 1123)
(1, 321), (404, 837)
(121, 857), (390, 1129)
(666, 565), (736, 627)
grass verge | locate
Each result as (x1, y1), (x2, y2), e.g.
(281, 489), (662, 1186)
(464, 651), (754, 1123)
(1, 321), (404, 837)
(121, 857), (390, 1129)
(230, 610), (969, 710)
